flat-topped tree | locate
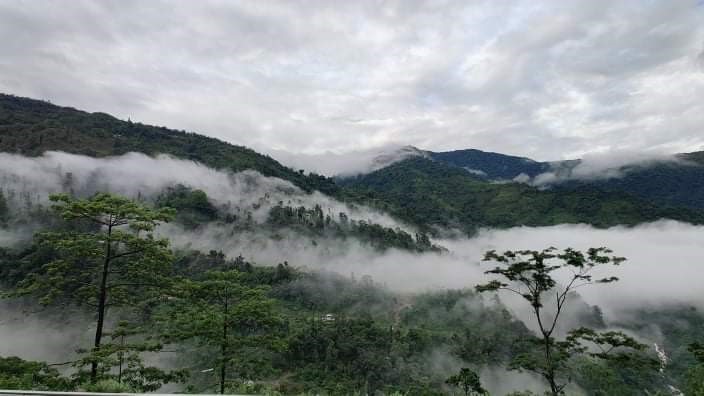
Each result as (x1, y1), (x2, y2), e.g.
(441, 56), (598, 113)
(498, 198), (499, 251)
(476, 247), (656, 395)
(15, 193), (175, 384)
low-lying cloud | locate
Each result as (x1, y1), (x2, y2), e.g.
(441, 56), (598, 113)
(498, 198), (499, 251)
(266, 144), (425, 176)
(514, 150), (687, 186)
(159, 219), (704, 323)
(1, 151), (702, 392)
(0, 151), (409, 230)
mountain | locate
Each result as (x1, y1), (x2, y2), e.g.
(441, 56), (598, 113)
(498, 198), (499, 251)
(428, 147), (704, 210)
(2, 93), (703, 235)
(339, 156), (704, 234)
(429, 148), (550, 179)
(0, 94), (337, 195)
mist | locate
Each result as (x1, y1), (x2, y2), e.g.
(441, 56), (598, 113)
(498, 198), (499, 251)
(0, 299), (92, 366)
(2, 151), (703, 393)
(514, 150), (687, 185)
(2, 151), (702, 321)
(156, 218), (704, 325)
(264, 144), (426, 177)
(0, 151), (409, 230)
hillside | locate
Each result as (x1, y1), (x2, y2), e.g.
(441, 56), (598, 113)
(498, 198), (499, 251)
(3, 93), (703, 235)
(429, 147), (704, 210)
(339, 156), (704, 234)
(0, 94), (337, 195)
(429, 148), (550, 179)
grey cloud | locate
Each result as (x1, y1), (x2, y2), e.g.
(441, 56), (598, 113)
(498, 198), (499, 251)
(0, 1), (703, 160)
(517, 150), (686, 185)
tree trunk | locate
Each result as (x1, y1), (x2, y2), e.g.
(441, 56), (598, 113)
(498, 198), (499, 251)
(91, 224), (112, 382)
(544, 335), (559, 395)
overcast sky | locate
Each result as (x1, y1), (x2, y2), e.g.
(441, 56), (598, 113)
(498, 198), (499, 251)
(1, 0), (703, 161)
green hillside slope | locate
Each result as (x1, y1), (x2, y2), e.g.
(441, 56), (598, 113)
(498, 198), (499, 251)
(340, 157), (704, 234)
(0, 94), (337, 194)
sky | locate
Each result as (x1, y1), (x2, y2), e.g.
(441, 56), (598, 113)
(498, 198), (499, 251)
(1, 0), (704, 162)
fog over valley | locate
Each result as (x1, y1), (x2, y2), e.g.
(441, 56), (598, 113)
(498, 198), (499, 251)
(2, 1), (704, 393)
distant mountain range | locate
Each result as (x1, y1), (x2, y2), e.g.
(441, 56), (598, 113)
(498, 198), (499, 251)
(3, 93), (704, 234)
(423, 147), (704, 211)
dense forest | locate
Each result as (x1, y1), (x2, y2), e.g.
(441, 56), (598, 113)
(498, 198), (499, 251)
(429, 147), (704, 211)
(1, 189), (702, 395)
(339, 157), (704, 234)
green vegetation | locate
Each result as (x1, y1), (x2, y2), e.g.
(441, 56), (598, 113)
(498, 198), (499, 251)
(340, 157), (704, 234)
(686, 342), (704, 395)
(158, 270), (282, 394)
(1, 94), (703, 394)
(12, 193), (177, 386)
(476, 247), (657, 395)
(268, 202), (442, 252)
(0, 356), (72, 391)
(4, 93), (704, 236)
(430, 149), (549, 180)
(0, 93), (337, 195)
(155, 184), (219, 228)
(430, 146), (704, 211)
(0, 191), (694, 395)
(445, 368), (487, 396)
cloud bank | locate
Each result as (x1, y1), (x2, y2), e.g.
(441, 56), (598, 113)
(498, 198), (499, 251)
(1, 151), (701, 322)
(514, 150), (688, 185)
(1, 1), (703, 160)
(0, 151), (408, 230)
(268, 144), (426, 176)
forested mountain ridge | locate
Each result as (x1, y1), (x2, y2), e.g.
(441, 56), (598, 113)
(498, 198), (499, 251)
(428, 148), (550, 179)
(3, 93), (704, 236)
(339, 156), (704, 234)
(428, 146), (704, 210)
(0, 94), (337, 195)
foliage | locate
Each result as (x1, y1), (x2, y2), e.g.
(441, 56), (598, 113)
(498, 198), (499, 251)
(445, 368), (487, 396)
(4, 93), (703, 236)
(0, 93), (338, 194)
(155, 184), (219, 228)
(157, 270), (282, 394)
(430, 147), (704, 211)
(11, 192), (176, 384)
(430, 148), (549, 180)
(268, 202), (442, 252)
(82, 379), (133, 393)
(685, 365), (704, 396)
(685, 342), (704, 396)
(0, 356), (72, 391)
(0, 190), (692, 395)
(340, 157), (704, 235)
(476, 247), (654, 395)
